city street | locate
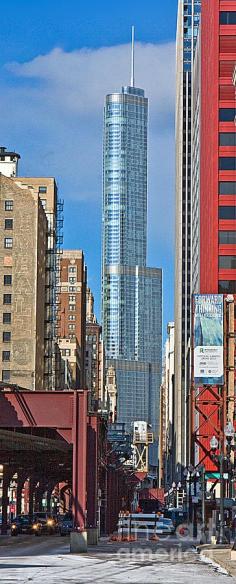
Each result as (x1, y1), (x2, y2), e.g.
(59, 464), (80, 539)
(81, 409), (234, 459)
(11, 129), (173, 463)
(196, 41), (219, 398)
(0, 535), (232, 583)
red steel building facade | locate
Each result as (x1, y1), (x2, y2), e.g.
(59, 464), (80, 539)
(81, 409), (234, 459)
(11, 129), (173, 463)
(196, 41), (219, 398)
(193, 0), (236, 470)
(200, 0), (236, 294)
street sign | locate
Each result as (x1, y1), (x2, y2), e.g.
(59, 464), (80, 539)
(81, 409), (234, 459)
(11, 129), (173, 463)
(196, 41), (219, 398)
(205, 472), (220, 479)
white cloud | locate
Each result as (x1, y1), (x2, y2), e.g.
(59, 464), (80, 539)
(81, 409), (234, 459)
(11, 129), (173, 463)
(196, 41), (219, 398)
(1, 41), (175, 248)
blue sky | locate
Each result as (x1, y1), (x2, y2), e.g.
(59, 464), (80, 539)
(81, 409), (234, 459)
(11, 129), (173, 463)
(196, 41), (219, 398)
(1, 0), (178, 336)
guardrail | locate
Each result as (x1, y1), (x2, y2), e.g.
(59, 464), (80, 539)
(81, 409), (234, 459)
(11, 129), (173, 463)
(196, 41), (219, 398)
(118, 513), (174, 539)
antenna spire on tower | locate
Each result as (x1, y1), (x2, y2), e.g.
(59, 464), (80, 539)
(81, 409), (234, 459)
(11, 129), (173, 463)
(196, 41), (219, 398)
(131, 25), (135, 87)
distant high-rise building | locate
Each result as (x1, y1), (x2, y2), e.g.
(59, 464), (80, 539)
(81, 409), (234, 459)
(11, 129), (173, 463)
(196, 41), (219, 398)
(85, 287), (105, 410)
(191, 0), (236, 470)
(57, 250), (87, 388)
(101, 29), (162, 464)
(159, 322), (175, 489)
(174, 0), (201, 476)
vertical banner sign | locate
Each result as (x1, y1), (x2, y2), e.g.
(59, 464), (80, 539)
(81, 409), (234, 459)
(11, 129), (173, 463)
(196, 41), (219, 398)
(194, 294), (224, 386)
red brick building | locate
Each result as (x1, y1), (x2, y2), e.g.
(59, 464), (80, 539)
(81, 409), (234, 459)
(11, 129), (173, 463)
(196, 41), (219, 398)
(57, 250), (87, 388)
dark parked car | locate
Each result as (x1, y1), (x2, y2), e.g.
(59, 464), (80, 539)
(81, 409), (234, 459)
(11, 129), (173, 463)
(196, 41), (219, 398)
(11, 515), (33, 536)
(32, 513), (58, 536)
(59, 512), (73, 536)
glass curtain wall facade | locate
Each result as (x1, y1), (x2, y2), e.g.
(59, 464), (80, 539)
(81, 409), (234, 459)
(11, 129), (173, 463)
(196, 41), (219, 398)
(174, 0), (201, 477)
(102, 83), (162, 464)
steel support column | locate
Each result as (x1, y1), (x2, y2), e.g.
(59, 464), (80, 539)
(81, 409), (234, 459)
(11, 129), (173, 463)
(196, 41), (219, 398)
(1, 466), (14, 535)
(87, 415), (98, 528)
(72, 390), (87, 529)
(16, 473), (28, 516)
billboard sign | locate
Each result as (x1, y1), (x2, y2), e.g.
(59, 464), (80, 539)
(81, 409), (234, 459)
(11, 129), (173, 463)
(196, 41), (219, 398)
(193, 294), (224, 386)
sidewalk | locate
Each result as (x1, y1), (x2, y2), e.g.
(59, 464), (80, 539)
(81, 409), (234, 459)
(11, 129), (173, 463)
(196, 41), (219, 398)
(197, 545), (236, 580)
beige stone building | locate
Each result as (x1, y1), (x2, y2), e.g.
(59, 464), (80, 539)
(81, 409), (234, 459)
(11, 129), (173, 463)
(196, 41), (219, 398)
(13, 177), (63, 390)
(0, 174), (48, 389)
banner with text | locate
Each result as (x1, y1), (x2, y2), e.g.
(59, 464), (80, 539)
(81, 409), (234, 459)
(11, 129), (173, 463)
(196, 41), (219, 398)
(193, 294), (224, 386)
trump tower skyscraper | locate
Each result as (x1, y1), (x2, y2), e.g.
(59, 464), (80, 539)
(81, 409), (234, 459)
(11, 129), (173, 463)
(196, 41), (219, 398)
(102, 29), (162, 467)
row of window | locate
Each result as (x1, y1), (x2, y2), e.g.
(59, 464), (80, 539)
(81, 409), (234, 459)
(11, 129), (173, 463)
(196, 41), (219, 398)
(4, 275), (12, 286)
(219, 158), (236, 171)
(219, 182), (236, 195)
(219, 231), (236, 244)
(4, 219), (13, 229)
(220, 12), (236, 25)
(4, 238), (13, 249)
(2, 370), (10, 382)
(219, 133), (236, 146)
(219, 281), (236, 293)
(219, 255), (236, 269)
(219, 109), (235, 122)
(219, 207), (236, 220)
(4, 200), (13, 211)
(3, 294), (11, 304)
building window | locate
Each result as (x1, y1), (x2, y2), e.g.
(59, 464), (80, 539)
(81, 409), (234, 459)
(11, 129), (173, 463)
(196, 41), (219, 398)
(4, 275), (12, 286)
(3, 294), (12, 305)
(66, 349), (71, 356)
(69, 277), (76, 284)
(69, 304), (76, 311)
(69, 287), (76, 292)
(219, 108), (236, 122)
(3, 332), (11, 342)
(68, 267), (76, 273)
(219, 256), (236, 269)
(219, 133), (236, 147)
(69, 295), (76, 302)
(2, 370), (10, 382)
(219, 182), (236, 195)
(2, 351), (10, 361)
(219, 158), (236, 171)
(5, 219), (13, 230)
(219, 206), (236, 220)
(3, 313), (11, 324)
(68, 324), (75, 330)
(39, 186), (47, 194)
(4, 238), (13, 249)
(40, 199), (47, 209)
(219, 231), (236, 244)
(68, 315), (76, 321)
(219, 280), (236, 293)
(220, 12), (236, 25)
(5, 200), (13, 211)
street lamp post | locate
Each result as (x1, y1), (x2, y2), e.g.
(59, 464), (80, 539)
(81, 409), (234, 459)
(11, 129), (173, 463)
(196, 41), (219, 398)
(201, 466), (206, 542)
(210, 435), (228, 545)
(183, 465), (194, 524)
(225, 421), (235, 498)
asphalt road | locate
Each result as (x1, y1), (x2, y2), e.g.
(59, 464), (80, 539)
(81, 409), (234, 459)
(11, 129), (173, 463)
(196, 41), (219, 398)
(0, 535), (232, 583)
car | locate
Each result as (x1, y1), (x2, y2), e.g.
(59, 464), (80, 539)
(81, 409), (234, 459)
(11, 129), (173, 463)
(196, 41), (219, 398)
(156, 517), (175, 535)
(11, 515), (33, 536)
(164, 508), (188, 530)
(32, 513), (58, 536)
(59, 512), (73, 536)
